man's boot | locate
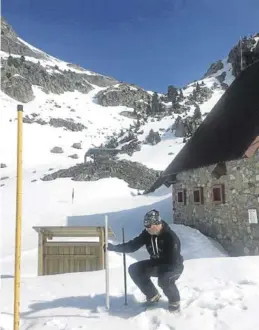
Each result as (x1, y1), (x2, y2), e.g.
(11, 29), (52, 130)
(144, 293), (161, 306)
(168, 301), (180, 312)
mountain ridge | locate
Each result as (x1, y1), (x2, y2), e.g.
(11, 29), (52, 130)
(1, 16), (258, 189)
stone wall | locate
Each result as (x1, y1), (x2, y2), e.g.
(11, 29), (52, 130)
(172, 151), (259, 256)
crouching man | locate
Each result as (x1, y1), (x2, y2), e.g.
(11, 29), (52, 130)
(107, 209), (184, 312)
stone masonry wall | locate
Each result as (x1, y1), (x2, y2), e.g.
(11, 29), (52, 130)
(172, 151), (259, 256)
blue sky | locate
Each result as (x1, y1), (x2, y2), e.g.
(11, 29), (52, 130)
(2, 0), (259, 92)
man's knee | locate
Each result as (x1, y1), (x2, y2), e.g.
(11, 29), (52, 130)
(129, 260), (150, 280)
(128, 262), (140, 279)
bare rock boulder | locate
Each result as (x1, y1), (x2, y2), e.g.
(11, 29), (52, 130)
(50, 146), (64, 154)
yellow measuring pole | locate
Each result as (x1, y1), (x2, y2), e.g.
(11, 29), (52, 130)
(13, 104), (23, 330)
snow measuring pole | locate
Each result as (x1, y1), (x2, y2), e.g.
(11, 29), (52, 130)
(122, 227), (128, 305)
(13, 104), (23, 330)
(105, 215), (110, 310)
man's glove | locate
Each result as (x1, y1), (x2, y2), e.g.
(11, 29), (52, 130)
(103, 243), (116, 252)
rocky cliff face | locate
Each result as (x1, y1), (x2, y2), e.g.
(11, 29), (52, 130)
(95, 83), (151, 110)
(228, 34), (259, 77)
(1, 17), (46, 59)
(0, 53), (120, 102)
(204, 34), (259, 79)
(1, 57), (94, 101)
(1, 17), (119, 103)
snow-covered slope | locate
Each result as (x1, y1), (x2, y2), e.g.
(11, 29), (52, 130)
(1, 18), (259, 330)
(0, 87), (135, 172)
(3, 21), (258, 177)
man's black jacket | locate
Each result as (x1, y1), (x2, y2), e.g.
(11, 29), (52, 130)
(108, 221), (183, 268)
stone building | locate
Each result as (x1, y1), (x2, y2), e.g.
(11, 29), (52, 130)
(147, 60), (259, 256)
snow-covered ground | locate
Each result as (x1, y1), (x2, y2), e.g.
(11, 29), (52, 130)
(1, 153), (259, 330)
(1, 173), (259, 330)
(2, 254), (259, 330)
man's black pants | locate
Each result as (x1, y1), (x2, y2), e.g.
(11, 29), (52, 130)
(128, 259), (183, 302)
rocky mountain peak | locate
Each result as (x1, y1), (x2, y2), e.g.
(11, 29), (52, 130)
(1, 16), (46, 59)
(204, 34), (259, 80)
(228, 34), (259, 77)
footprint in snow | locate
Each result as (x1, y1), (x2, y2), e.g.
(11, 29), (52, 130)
(150, 315), (176, 330)
(238, 279), (257, 286)
(44, 319), (67, 329)
(214, 319), (231, 330)
(150, 315), (161, 329)
(198, 300), (226, 311)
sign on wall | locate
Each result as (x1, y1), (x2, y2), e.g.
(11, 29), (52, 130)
(248, 209), (258, 224)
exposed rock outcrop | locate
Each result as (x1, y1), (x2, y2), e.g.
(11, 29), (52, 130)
(95, 83), (151, 110)
(172, 116), (185, 137)
(50, 146), (64, 154)
(71, 143), (82, 149)
(228, 35), (259, 77)
(41, 159), (161, 191)
(1, 74), (34, 103)
(203, 60), (224, 78)
(1, 17), (46, 59)
(144, 129), (161, 145)
(49, 118), (86, 131)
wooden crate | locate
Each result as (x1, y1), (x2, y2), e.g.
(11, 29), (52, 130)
(33, 226), (114, 276)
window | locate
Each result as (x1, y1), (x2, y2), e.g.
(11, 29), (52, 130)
(212, 184), (225, 204)
(193, 187), (204, 204)
(176, 189), (186, 205)
(193, 190), (200, 203)
(177, 191), (183, 202)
